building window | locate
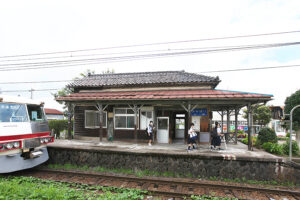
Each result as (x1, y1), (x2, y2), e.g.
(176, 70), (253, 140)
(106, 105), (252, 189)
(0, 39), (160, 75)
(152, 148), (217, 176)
(85, 110), (107, 129)
(114, 108), (137, 129)
(140, 111), (153, 130)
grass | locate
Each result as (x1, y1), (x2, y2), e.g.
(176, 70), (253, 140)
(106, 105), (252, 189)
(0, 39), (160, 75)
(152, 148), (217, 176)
(0, 175), (147, 200)
(47, 163), (299, 187)
(0, 175), (238, 200)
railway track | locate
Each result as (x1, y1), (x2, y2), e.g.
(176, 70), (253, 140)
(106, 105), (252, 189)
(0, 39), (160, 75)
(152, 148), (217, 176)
(14, 168), (300, 200)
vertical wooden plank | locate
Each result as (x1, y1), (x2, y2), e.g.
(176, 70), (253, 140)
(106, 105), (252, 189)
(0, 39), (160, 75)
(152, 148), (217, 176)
(247, 103), (252, 150)
(98, 103), (103, 142)
(226, 109), (230, 143)
(134, 105), (137, 142)
(67, 103), (72, 140)
(234, 107), (238, 144)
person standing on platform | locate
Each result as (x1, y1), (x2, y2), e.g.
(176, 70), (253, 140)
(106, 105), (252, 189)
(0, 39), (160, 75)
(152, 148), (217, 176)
(187, 123), (197, 152)
(147, 121), (154, 146)
(211, 122), (223, 150)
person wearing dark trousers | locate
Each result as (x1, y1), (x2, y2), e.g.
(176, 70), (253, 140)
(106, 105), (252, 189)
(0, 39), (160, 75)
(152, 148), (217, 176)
(211, 122), (223, 150)
(187, 123), (197, 152)
(147, 121), (154, 146)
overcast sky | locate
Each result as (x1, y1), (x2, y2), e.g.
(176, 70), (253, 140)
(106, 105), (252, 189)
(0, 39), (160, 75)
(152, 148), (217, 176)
(0, 0), (300, 110)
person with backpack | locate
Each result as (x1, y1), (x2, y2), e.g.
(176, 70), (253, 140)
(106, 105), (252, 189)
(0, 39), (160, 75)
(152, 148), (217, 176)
(147, 121), (154, 146)
(187, 123), (197, 152)
(211, 122), (223, 150)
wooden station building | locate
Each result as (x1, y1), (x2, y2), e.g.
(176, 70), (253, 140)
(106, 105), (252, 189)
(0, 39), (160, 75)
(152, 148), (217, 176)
(56, 71), (273, 149)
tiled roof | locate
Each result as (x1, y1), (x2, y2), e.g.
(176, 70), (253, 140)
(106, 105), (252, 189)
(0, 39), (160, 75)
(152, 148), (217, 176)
(68, 71), (220, 88)
(44, 108), (64, 115)
(57, 89), (273, 101)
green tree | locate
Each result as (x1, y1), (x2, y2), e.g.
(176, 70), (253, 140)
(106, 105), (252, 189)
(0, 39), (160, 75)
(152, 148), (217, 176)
(284, 89), (300, 144)
(243, 105), (272, 126)
(53, 68), (115, 111)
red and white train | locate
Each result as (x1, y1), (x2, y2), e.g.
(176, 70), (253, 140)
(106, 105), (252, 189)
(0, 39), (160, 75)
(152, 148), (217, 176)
(0, 95), (54, 173)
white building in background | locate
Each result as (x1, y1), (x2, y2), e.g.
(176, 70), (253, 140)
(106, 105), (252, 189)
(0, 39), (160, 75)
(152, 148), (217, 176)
(44, 108), (64, 120)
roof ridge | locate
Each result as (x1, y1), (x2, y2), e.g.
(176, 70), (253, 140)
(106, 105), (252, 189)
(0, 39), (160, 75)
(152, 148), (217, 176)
(89, 70), (185, 77)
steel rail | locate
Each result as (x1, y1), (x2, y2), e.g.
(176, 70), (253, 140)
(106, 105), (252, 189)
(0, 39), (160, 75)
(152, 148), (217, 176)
(19, 168), (300, 199)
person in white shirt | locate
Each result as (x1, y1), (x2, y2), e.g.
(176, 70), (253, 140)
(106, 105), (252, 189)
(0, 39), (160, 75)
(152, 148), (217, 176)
(147, 121), (154, 146)
(187, 123), (197, 151)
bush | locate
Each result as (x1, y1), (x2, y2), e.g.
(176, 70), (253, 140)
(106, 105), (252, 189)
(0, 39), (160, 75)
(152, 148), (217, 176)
(282, 140), (299, 156)
(286, 132), (290, 138)
(48, 119), (73, 138)
(241, 136), (257, 146)
(257, 128), (277, 145)
(262, 142), (283, 155)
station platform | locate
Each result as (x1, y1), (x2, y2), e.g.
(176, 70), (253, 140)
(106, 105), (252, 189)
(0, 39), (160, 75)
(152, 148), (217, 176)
(48, 139), (280, 161)
(46, 139), (300, 183)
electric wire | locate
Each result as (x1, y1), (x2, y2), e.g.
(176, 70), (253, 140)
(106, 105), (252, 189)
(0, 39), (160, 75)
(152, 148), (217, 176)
(0, 41), (300, 72)
(0, 30), (299, 59)
(0, 64), (300, 85)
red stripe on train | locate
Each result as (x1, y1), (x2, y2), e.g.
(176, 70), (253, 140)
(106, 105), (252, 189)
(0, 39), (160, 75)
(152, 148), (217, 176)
(0, 132), (51, 141)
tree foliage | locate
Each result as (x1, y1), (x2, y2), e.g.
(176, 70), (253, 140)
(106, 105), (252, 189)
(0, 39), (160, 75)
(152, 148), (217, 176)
(243, 105), (272, 126)
(284, 89), (300, 131)
(257, 127), (277, 145)
(53, 69), (115, 110)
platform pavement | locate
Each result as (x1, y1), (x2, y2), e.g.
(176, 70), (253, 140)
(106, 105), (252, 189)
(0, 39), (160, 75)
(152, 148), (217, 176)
(48, 139), (281, 161)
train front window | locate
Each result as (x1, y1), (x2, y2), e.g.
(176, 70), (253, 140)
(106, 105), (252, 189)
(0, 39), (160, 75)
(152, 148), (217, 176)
(0, 103), (28, 122)
(27, 105), (46, 121)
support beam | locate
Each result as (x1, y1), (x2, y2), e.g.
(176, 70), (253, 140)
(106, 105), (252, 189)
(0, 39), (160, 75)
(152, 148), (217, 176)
(221, 110), (224, 135)
(247, 103), (253, 150)
(134, 105), (138, 142)
(226, 109), (230, 143)
(67, 103), (73, 140)
(128, 104), (144, 143)
(234, 107), (239, 144)
(97, 103), (103, 142)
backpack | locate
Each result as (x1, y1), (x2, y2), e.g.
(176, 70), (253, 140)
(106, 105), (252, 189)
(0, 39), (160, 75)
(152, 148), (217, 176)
(211, 128), (218, 137)
(145, 127), (148, 133)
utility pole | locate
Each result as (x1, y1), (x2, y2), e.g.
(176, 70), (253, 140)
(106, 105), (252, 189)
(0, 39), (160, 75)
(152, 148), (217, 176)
(30, 88), (34, 99)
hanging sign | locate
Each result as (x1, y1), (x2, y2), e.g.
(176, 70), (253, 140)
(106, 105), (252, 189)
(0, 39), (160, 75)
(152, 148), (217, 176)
(191, 108), (208, 116)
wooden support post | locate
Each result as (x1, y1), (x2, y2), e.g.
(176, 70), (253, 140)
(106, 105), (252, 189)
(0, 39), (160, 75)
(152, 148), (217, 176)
(134, 105), (138, 142)
(226, 109), (230, 143)
(98, 103), (103, 142)
(247, 103), (252, 150)
(234, 107), (239, 144)
(67, 103), (73, 140)
(221, 110), (224, 135)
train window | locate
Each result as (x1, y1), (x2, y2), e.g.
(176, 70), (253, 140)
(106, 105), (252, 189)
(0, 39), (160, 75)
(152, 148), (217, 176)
(27, 105), (46, 121)
(0, 103), (28, 122)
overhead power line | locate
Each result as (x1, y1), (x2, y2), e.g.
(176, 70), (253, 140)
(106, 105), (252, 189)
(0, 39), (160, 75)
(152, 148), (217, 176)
(0, 63), (300, 85)
(1, 41), (300, 72)
(1, 88), (58, 93)
(198, 64), (300, 73)
(0, 30), (300, 59)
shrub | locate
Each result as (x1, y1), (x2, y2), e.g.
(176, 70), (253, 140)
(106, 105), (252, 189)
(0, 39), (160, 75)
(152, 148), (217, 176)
(282, 140), (299, 156)
(257, 128), (277, 145)
(237, 133), (246, 138)
(286, 132), (290, 138)
(241, 137), (248, 145)
(48, 119), (73, 138)
(262, 142), (283, 155)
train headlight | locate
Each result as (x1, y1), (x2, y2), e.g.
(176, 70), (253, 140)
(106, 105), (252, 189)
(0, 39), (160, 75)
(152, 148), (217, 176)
(44, 138), (49, 143)
(40, 138), (45, 143)
(5, 143), (13, 149)
(13, 142), (20, 148)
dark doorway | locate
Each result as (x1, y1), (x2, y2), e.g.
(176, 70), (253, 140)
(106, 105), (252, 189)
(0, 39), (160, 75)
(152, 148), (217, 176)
(173, 113), (186, 144)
